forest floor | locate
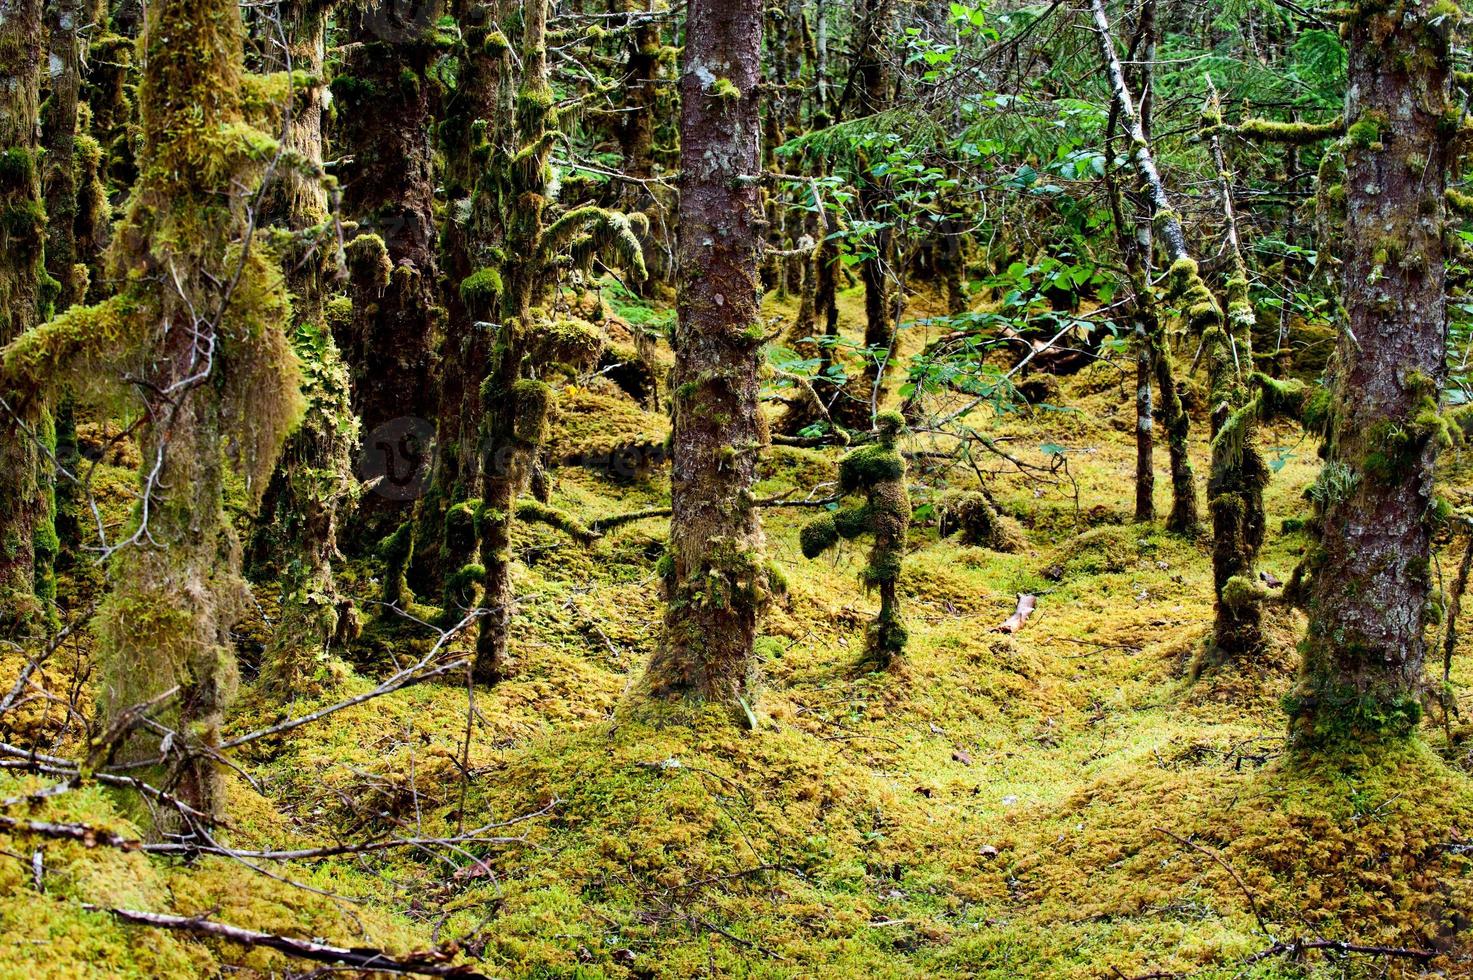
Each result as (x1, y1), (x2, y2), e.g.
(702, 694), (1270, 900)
(3, 283), (1473, 979)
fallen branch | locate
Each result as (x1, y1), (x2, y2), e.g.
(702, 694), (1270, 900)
(84, 906), (490, 978)
(0, 814), (142, 851)
(1152, 827), (1272, 939)
(215, 608), (484, 752)
(1248, 937), (1435, 964)
(994, 594), (1037, 634)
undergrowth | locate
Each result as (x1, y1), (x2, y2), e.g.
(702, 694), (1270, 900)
(1, 285), (1470, 978)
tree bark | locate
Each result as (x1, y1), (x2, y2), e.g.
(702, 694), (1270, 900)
(644, 0), (771, 705)
(1134, 323), (1155, 523)
(1290, 1), (1452, 744)
(333, 3), (442, 548)
(0, 0), (55, 638)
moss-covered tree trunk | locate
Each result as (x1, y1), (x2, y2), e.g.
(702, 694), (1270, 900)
(1196, 86), (1268, 668)
(1289, 1), (1452, 745)
(41, 0), (83, 310)
(332, 3), (442, 547)
(0, 0), (303, 830)
(0, 0), (56, 638)
(419, 0), (508, 589)
(473, 0), (554, 684)
(644, 0), (772, 705)
(253, 0), (360, 694)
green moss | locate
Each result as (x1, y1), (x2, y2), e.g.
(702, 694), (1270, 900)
(1236, 116), (1344, 144)
(1347, 111), (1387, 149)
(800, 513), (839, 558)
(459, 266), (503, 311)
(1285, 675), (1423, 746)
(708, 78), (742, 101)
(516, 499), (599, 544)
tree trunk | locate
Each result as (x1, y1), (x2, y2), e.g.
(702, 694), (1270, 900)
(333, 4), (442, 548)
(473, 0), (555, 685)
(418, 0), (509, 589)
(643, 0), (771, 705)
(253, 0), (359, 694)
(81, 0), (298, 831)
(852, 0), (897, 424)
(0, 0), (55, 638)
(1134, 323), (1155, 523)
(1290, 2), (1452, 745)
(1198, 85), (1267, 668)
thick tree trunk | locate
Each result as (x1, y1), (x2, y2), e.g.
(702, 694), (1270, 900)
(0, 0), (55, 638)
(86, 0), (297, 832)
(333, 6), (441, 548)
(1290, 3), (1452, 745)
(418, 0), (508, 589)
(644, 0), (771, 705)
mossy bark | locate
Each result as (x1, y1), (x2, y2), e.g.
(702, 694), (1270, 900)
(257, 326), (359, 697)
(472, 0), (555, 685)
(251, 0), (357, 696)
(851, 0), (898, 426)
(469, 0), (645, 681)
(1, 0), (302, 831)
(41, 0), (83, 310)
(1196, 89), (1268, 669)
(332, 5), (442, 548)
(0, 0), (57, 638)
(1289, 2), (1453, 746)
(82, 9), (134, 195)
(418, 0), (509, 590)
(801, 414), (911, 666)
(644, 0), (772, 705)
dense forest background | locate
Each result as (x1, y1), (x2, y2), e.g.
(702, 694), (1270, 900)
(2, 0), (1473, 975)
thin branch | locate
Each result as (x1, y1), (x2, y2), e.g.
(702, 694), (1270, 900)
(84, 906), (490, 978)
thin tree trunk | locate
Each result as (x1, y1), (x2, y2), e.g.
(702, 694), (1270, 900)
(644, 0), (771, 705)
(1134, 323), (1155, 522)
(1198, 83), (1268, 667)
(1091, 0), (1209, 550)
(474, 0), (555, 685)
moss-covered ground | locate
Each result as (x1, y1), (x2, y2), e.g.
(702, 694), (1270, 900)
(2, 283), (1472, 978)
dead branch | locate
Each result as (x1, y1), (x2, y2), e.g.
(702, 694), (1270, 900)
(84, 906), (490, 978)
